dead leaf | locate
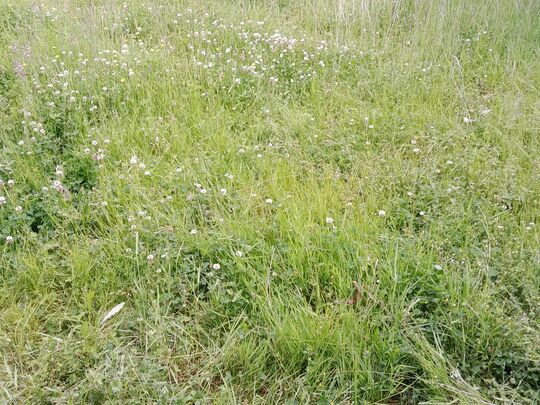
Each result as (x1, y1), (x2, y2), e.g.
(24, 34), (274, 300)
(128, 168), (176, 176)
(100, 302), (125, 326)
(347, 281), (362, 305)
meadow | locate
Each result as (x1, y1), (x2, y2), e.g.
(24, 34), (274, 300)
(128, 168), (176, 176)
(1, 0), (539, 403)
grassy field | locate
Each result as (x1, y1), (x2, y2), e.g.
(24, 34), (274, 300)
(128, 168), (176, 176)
(1, 0), (539, 403)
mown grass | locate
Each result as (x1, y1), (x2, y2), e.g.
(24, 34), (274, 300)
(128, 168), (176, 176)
(0, 0), (539, 403)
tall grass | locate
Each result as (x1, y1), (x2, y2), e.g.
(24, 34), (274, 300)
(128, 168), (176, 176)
(1, 0), (539, 403)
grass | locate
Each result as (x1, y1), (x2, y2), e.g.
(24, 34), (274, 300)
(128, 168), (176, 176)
(0, 0), (539, 403)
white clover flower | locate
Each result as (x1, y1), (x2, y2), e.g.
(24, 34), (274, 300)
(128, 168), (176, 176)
(15, 206), (22, 212)
(325, 217), (334, 224)
(265, 198), (273, 204)
(130, 155), (138, 165)
(235, 250), (243, 257)
(220, 188), (227, 195)
(212, 263), (221, 270)
(0, 196), (6, 206)
(190, 228), (198, 235)
(147, 254), (154, 262)
(6, 236), (14, 244)
(7, 180), (14, 187)
(378, 210), (386, 217)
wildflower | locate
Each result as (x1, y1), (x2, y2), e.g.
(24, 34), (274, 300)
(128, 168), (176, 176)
(6, 236), (14, 244)
(147, 254), (154, 262)
(235, 250), (243, 257)
(378, 210), (386, 217)
(7, 180), (14, 187)
(0, 196), (6, 206)
(130, 155), (138, 165)
(212, 263), (221, 270)
(220, 188), (227, 195)
(15, 206), (22, 212)
(265, 198), (273, 204)
(325, 217), (334, 224)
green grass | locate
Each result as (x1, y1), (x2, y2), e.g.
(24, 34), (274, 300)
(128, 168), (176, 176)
(1, 0), (539, 403)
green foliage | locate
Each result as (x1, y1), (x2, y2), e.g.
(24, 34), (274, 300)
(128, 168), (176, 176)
(0, 0), (539, 403)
